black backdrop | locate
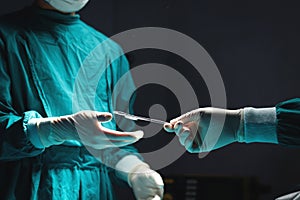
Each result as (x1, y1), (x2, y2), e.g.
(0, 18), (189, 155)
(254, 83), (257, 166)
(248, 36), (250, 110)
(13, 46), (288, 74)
(2, 0), (300, 199)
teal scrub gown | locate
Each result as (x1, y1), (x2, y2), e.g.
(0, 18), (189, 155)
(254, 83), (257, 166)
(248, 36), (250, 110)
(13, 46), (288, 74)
(276, 98), (300, 147)
(0, 5), (141, 200)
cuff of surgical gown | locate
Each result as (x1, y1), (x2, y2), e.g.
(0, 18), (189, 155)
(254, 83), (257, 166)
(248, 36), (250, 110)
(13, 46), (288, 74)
(115, 155), (149, 187)
(24, 111), (45, 149)
(242, 107), (278, 144)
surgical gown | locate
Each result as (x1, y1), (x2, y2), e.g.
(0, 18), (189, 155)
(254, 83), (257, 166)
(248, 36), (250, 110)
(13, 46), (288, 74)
(276, 98), (300, 147)
(0, 6), (141, 200)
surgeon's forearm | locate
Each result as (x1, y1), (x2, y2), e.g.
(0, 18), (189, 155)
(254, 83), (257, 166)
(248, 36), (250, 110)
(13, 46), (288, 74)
(115, 155), (149, 185)
(238, 107), (278, 144)
(0, 110), (45, 161)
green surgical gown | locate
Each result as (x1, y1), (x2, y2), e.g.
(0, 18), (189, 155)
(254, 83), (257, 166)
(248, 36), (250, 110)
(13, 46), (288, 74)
(276, 98), (300, 147)
(0, 6), (140, 200)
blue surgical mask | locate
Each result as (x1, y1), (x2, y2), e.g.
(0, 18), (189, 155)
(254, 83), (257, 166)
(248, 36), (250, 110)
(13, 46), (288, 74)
(44, 0), (90, 13)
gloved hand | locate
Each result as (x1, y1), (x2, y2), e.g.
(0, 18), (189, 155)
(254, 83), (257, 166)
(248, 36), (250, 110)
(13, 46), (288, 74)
(115, 155), (164, 200)
(164, 107), (242, 153)
(129, 165), (164, 200)
(28, 110), (144, 149)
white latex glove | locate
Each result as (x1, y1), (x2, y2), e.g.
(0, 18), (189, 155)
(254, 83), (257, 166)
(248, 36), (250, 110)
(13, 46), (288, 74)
(130, 165), (164, 200)
(115, 156), (164, 200)
(164, 107), (278, 153)
(164, 107), (242, 153)
(28, 110), (144, 149)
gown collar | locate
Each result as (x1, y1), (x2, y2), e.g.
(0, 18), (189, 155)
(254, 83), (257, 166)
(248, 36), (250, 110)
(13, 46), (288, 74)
(30, 5), (80, 25)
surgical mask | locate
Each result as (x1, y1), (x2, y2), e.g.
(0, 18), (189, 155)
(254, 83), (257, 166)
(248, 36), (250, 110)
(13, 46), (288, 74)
(44, 0), (90, 13)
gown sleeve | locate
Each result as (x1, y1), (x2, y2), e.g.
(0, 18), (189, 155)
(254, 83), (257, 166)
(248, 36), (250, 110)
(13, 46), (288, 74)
(276, 98), (300, 147)
(0, 36), (44, 161)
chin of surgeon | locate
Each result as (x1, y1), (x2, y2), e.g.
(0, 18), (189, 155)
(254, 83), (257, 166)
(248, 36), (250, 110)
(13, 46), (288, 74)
(0, 0), (163, 199)
(164, 98), (300, 199)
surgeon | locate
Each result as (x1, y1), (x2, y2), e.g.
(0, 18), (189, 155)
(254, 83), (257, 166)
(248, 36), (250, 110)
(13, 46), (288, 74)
(164, 98), (300, 153)
(0, 0), (163, 199)
(164, 98), (300, 199)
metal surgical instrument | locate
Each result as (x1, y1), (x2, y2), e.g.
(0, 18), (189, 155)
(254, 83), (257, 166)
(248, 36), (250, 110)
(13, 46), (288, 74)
(113, 111), (167, 125)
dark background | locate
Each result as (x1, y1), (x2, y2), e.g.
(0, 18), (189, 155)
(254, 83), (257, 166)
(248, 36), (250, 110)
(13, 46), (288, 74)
(2, 0), (300, 199)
